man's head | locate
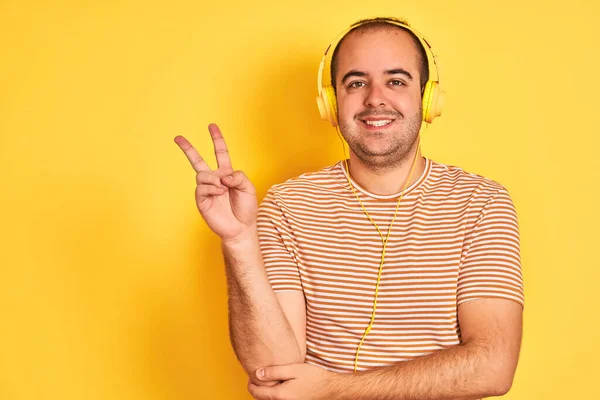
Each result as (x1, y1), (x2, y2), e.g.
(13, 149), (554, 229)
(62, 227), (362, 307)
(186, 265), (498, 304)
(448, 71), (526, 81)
(330, 18), (431, 170)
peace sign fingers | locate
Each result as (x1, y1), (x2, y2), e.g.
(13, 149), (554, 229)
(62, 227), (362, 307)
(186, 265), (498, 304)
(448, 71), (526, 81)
(174, 122), (258, 241)
(174, 135), (211, 173)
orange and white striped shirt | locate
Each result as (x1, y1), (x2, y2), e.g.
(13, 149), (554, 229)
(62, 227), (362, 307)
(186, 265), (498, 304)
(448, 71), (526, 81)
(257, 157), (524, 373)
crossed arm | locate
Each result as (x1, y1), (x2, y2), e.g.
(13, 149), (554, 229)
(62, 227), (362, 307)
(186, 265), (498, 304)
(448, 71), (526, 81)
(311, 298), (523, 400)
(222, 230), (306, 386)
(223, 231), (523, 399)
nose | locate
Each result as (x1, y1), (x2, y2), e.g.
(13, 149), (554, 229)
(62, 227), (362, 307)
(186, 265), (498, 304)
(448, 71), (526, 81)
(364, 83), (387, 108)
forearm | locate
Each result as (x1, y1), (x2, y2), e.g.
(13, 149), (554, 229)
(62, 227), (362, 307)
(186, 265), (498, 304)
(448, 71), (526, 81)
(332, 342), (512, 400)
(222, 228), (303, 381)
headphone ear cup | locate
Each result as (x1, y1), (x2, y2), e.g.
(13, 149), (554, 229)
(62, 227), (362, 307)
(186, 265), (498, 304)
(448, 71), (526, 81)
(318, 85), (338, 127)
(325, 86), (338, 127)
(422, 81), (444, 123)
(316, 86), (337, 127)
(316, 92), (329, 123)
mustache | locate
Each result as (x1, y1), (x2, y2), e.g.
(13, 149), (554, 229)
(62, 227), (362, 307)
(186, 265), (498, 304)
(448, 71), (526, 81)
(355, 110), (401, 119)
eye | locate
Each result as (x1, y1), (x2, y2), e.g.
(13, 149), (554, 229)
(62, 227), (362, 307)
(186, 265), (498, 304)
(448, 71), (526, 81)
(389, 79), (404, 86)
(348, 81), (366, 89)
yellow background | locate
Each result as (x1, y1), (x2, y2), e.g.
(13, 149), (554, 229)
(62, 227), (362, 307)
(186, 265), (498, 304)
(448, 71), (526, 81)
(1, 0), (598, 399)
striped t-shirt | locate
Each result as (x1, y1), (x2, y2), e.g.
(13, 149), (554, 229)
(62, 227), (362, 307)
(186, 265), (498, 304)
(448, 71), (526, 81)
(257, 157), (524, 373)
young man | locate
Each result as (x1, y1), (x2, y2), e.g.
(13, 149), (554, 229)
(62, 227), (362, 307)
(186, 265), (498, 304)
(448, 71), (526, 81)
(175, 17), (523, 400)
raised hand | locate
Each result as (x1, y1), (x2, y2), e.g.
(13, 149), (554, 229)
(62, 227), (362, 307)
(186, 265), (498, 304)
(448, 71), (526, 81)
(174, 123), (258, 242)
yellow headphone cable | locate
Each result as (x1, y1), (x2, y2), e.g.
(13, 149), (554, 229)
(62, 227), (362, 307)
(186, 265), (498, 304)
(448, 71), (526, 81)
(334, 123), (427, 372)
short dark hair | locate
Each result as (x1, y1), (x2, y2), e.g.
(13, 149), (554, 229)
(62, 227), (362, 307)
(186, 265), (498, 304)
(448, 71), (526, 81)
(330, 17), (430, 93)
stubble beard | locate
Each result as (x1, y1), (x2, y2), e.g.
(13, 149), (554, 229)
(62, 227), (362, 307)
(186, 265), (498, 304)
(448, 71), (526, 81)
(338, 105), (423, 172)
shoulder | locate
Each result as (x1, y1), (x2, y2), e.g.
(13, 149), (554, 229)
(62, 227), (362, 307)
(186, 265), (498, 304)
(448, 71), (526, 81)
(264, 162), (344, 201)
(427, 159), (513, 200)
(424, 159), (518, 221)
(257, 162), (344, 222)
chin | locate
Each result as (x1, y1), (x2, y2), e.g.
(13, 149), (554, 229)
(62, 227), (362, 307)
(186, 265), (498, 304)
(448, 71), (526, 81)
(353, 138), (416, 166)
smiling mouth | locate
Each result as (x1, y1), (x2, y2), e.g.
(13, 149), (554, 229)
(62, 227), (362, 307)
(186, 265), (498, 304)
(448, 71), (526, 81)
(361, 119), (395, 128)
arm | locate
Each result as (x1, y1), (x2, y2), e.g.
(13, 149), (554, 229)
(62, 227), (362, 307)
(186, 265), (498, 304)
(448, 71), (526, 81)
(173, 125), (306, 386)
(223, 230), (306, 384)
(330, 298), (522, 400)
(251, 298), (522, 400)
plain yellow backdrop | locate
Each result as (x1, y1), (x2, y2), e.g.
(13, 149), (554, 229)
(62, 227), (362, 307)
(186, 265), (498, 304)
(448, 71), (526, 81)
(1, 0), (598, 399)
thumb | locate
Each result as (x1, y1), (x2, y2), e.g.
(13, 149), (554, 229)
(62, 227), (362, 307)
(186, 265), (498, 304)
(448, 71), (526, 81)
(221, 170), (255, 194)
(256, 364), (298, 382)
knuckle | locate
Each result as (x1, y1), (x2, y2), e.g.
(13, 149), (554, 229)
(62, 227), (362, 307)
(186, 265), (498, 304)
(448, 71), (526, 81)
(232, 170), (246, 179)
(191, 157), (205, 167)
(196, 171), (218, 185)
(196, 184), (217, 195)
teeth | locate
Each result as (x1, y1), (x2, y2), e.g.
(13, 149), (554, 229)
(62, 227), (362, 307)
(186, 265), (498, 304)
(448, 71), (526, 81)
(365, 120), (392, 127)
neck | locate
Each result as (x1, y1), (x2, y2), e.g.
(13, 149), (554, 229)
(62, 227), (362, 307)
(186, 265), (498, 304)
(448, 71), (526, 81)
(345, 150), (426, 196)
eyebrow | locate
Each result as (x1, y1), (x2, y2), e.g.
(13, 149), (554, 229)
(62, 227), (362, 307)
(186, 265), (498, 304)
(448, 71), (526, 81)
(340, 68), (414, 84)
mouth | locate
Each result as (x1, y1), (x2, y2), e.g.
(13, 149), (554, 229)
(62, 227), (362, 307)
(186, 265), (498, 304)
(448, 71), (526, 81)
(360, 118), (395, 130)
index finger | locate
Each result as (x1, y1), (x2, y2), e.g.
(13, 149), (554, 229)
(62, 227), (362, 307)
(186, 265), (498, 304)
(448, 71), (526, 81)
(174, 135), (211, 172)
(208, 123), (233, 171)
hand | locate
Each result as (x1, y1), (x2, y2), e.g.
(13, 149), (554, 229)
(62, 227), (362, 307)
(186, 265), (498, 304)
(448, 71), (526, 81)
(174, 123), (258, 241)
(248, 363), (339, 400)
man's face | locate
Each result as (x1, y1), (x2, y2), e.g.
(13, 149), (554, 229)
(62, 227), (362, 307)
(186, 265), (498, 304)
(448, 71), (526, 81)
(335, 28), (424, 169)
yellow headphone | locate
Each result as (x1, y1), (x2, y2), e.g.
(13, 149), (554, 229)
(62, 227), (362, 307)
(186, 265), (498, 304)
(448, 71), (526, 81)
(315, 18), (444, 372)
(316, 18), (445, 126)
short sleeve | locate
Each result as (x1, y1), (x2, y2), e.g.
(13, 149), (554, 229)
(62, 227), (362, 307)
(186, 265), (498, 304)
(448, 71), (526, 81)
(257, 188), (303, 292)
(457, 187), (524, 308)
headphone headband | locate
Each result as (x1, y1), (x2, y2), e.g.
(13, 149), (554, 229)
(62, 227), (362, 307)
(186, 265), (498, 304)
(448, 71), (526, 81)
(318, 18), (441, 90)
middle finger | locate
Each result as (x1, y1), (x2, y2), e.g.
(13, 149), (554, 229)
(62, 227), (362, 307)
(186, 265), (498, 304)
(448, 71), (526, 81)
(208, 123), (233, 171)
